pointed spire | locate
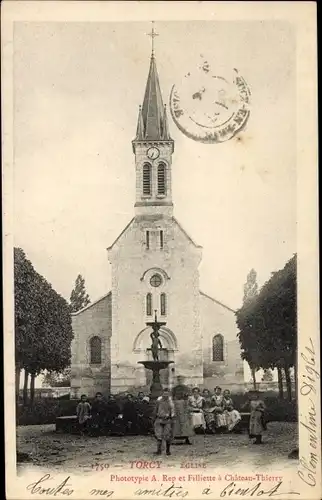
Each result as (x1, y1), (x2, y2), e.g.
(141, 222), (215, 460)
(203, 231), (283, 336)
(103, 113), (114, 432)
(133, 23), (173, 145)
(135, 105), (144, 140)
(141, 55), (165, 140)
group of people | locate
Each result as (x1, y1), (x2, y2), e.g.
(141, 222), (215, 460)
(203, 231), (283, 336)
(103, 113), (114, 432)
(154, 380), (267, 455)
(76, 391), (153, 436)
(76, 376), (267, 455)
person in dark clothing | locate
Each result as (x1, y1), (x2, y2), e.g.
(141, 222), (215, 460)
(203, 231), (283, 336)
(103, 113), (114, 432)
(106, 395), (120, 422)
(91, 392), (107, 436)
(123, 394), (138, 434)
(135, 393), (152, 435)
(106, 395), (123, 435)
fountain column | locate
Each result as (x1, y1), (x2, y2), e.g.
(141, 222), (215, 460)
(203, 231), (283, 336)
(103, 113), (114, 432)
(138, 311), (174, 400)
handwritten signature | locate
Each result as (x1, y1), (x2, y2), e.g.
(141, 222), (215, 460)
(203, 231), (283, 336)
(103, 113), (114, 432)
(298, 337), (320, 487)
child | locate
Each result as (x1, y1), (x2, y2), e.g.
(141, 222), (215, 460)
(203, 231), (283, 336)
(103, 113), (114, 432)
(248, 391), (266, 444)
(153, 388), (175, 456)
(76, 394), (91, 435)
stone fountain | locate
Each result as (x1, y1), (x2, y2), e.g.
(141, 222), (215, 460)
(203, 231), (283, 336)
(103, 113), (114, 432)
(138, 311), (173, 400)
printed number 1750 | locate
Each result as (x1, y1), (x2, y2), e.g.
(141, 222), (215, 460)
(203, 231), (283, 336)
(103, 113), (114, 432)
(92, 463), (110, 471)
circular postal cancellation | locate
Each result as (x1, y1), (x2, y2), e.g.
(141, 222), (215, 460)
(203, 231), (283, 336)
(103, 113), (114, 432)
(170, 59), (251, 144)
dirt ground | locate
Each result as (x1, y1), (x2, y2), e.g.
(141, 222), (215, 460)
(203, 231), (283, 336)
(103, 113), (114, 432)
(17, 422), (298, 475)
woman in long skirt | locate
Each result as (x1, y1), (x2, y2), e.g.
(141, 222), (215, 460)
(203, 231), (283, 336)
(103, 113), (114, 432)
(188, 387), (206, 431)
(172, 376), (194, 444)
(248, 391), (266, 444)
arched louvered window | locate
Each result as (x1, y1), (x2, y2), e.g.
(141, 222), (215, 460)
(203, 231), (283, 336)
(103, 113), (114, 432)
(146, 293), (152, 316)
(212, 334), (224, 362)
(90, 336), (102, 364)
(160, 293), (166, 316)
(143, 163), (152, 195)
(157, 163), (166, 195)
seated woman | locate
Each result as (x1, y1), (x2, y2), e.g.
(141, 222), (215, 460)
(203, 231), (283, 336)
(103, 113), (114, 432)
(188, 387), (206, 432)
(211, 386), (227, 431)
(202, 389), (216, 434)
(222, 389), (241, 432)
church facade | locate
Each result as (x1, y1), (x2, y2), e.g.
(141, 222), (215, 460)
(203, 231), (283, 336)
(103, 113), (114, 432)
(70, 52), (244, 397)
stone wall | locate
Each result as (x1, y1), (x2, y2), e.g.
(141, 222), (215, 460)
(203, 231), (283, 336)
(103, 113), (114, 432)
(108, 215), (204, 392)
(200, 292), (244, 391)
(70, 293), (112, 398)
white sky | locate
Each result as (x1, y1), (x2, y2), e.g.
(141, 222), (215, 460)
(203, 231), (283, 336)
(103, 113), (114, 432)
(13, 21), (296, 311)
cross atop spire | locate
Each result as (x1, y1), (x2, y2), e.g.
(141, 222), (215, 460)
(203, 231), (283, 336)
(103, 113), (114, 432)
(146, 21), (159, 57)
(132, 21), (173, 143)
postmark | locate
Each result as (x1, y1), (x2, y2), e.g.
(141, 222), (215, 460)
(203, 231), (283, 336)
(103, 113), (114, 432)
(170, 58), (251, 143)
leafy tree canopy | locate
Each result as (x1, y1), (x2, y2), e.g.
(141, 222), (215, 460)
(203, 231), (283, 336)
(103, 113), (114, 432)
(236, 255), (297, 373)
(14, 248), (73, 376)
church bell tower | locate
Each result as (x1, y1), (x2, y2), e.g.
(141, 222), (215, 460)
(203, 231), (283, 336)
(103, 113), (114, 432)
(132, 43), (174, 217)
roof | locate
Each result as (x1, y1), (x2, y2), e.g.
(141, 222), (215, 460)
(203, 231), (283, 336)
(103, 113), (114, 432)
(199, 290), (236, 313)
(71, 291), (111, 316)
(106, 218), (135, 251)
(172, 217), (202, 249)
(134, 55), (172, 141)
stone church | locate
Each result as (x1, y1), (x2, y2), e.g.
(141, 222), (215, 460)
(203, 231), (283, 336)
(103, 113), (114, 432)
(70, 50), (244, 397)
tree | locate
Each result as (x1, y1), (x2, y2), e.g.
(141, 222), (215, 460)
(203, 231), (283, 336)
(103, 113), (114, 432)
(243, 269), (258, 304)
(236, 256), (297, 401)
(14, 248), (73, 404)
(70, 274), (90, 313)
(14, 248), (41, 402)
(237, 269), (260, 390)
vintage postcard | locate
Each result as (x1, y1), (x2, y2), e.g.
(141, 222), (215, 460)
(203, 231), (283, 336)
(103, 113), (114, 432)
(2, 1), (320, 499)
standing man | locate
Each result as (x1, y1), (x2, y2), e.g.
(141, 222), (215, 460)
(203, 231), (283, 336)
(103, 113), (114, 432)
(91, 392), (107, 436)
(153, 388), (175, 455)
(172, 375), (194, 444)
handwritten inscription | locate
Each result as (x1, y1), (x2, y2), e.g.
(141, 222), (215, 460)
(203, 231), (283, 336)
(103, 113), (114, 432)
(218, 481), (299, 497)
(298, 337), (320, 487)
(27, 475), (74, 496)
(89, 489), (114, 497)
(134, 483), (188, 498)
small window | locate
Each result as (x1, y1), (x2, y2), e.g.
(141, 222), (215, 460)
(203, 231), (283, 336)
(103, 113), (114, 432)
(146, 230), (150, 249)
(212, 334), (224, 362)
(143, 163), (152, 195)
(160, 230), (164, 249)
(90, 336), (102, 364)
(146, 293), (152, 316)
(150, 274), (162, 287)
(160, 293), (166, 316)
(157, 163), (166, 195)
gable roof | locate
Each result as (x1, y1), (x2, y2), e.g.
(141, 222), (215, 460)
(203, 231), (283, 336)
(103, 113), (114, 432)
(71, 291), (111, 316)
(106, 218), (135, 251)
(173, 217), (202, 248)
(200, 290), (236, 313)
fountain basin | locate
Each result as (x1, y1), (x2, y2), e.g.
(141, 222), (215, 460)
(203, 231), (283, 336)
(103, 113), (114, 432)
(138, 360), (174, 400)
(138, 360), (173, 371)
